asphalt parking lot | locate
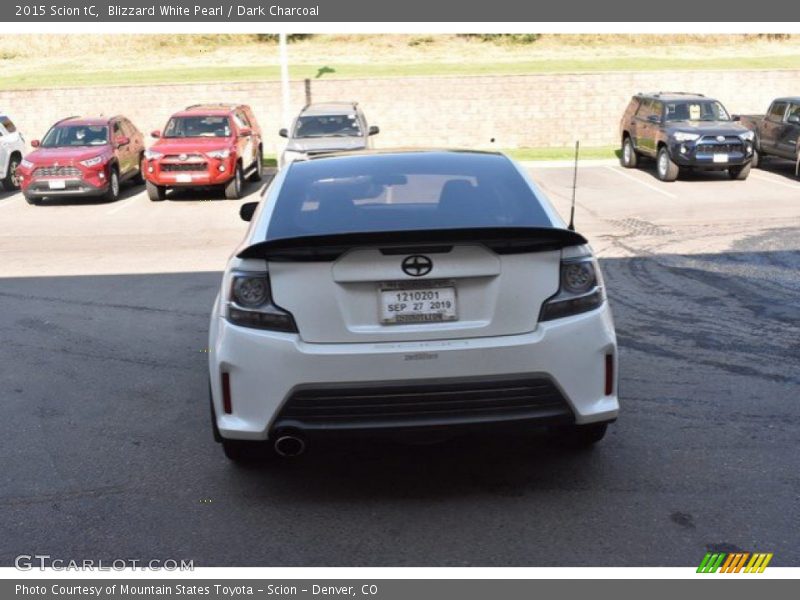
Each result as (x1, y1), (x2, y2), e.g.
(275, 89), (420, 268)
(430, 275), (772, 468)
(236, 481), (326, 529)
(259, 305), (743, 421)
(0, 158), (798, 567)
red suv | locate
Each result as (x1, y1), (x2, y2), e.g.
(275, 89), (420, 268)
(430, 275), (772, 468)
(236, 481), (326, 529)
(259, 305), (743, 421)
(18, 115), (145, 205)
(144, 104), (264, 201)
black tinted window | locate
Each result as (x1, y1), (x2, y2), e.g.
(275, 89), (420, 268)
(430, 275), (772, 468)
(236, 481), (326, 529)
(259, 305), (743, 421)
(266, 152), (554, 241)
(294, 114), (362, 138)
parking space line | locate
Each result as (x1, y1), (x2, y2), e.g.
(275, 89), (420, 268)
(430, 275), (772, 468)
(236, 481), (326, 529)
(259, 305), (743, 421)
(604, 166), (678, 199)
(105, 195), (139, 215)
(750, 172), (800, 190)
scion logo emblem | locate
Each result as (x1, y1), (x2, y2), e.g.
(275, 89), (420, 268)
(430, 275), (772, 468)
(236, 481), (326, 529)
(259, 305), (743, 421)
(402, 255), (433, 277)
(179, 153), (188, 161)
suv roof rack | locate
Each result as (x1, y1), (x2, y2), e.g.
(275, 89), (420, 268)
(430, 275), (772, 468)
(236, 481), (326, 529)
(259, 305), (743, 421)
(301, 101), (358, 110)
(652, 91), (705, 98)
(185, 103), (243, 111)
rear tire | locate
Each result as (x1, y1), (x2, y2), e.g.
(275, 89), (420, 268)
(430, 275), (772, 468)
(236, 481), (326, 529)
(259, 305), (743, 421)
(225, 163), (244, 199)
(2, 155), (21, 191)
(728, 162), (751, 180)
(656, 147), (679, 182)
(621, 136), (638, 168)
(146, 180), (166, 201)
(103, 166), (120, 202)
(248, 147), (264, 182)
(24, 194), (39, 205)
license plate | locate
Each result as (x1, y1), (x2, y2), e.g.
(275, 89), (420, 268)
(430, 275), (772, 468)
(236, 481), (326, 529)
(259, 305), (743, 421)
(175, 174), (193, 183)
(48, 179), (66, 190)
(380, 281), (457, 325)
(713, 153), (729, 163)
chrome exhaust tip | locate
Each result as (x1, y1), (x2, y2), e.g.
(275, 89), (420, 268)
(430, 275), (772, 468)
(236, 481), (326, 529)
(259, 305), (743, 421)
(274, 434), (306, 457)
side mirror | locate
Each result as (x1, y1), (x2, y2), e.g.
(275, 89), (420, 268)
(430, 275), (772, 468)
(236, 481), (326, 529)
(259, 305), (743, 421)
(278, 128), (288, 138)
(647, 115), (661, 124)
(239, 201), (258, 222)
(150, 130), (161, 139)
(31, 139), (40, 148)
(115, 135), (130, 147)
(368, 125), (380, 136)
(238, 127), (252, 138)
(788, 114), (800, 125)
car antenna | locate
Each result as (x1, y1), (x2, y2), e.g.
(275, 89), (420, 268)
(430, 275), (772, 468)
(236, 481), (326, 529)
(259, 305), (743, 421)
(568, 140), (579, 231)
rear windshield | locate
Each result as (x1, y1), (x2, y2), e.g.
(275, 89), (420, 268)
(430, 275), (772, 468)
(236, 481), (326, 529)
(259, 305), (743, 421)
(266, 152), (553, 241)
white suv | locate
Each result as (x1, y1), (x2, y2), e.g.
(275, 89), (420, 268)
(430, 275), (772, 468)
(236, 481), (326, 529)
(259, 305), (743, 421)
(0, 114), (25, 191)
(208, 150), (619, 462)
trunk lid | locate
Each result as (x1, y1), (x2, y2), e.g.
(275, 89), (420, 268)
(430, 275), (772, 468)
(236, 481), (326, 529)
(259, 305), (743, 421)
(267, 244), (561, 343)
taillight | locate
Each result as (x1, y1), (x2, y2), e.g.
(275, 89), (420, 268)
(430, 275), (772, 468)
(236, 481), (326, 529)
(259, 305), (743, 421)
(539, 254), (606, 322)
(227, 271), (298, 332)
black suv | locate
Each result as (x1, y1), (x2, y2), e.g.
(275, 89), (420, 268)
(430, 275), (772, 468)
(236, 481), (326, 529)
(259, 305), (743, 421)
(619, 92), (755, 181)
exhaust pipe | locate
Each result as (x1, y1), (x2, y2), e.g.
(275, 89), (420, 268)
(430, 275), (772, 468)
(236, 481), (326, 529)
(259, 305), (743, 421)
(274, 434), (306, 457)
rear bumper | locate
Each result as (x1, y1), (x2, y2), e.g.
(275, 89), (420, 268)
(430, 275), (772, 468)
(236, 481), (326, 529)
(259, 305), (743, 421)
(209, 303), (619, 441)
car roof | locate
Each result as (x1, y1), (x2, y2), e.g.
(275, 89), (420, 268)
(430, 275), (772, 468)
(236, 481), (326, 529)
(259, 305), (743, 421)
(300, 102), (359, 116)
(173, 108), (233, 117)
(303, 148), (505, 162)
(639, 92), (712, 102)
(57, 116), (116, 126)
(772, 97), (800, 104)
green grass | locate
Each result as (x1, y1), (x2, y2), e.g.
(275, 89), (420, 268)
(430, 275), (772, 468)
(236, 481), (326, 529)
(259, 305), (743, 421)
(503, 146), (620, 161)
(5, 54), (800, 90)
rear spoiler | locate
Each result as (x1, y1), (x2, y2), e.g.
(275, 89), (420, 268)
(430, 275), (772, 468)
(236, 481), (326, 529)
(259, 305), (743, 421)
(237, 227), (588, 261)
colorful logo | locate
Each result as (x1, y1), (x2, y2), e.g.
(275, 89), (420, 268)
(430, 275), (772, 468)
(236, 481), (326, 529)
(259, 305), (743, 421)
(697, 552), (773, 573)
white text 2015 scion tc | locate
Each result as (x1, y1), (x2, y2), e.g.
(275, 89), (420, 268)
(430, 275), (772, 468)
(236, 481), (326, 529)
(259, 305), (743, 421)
(208, 150), (618, 462)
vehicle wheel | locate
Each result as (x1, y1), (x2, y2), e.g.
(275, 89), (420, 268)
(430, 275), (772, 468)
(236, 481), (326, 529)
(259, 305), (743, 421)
(24, 194), (39, 205)
(656, 147), (679, 182)
(555, 422), (609, 447)
(2, 155), (21, 191)
(249, 147), (264, 182)
(132, 154), (146, 185)
(728, 162), (751, 180)
(103, 166), (120, 202)
(750, 148), (759, 169)
(225, 163), (244, 199)
(620, 137), (638, 168)
(146, 180), (166, 201)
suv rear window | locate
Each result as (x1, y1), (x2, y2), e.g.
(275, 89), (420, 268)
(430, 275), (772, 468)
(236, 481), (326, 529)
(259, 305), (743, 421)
(266, 152), (553, 241)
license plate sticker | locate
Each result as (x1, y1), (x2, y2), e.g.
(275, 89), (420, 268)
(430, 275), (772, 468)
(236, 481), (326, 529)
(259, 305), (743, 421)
(713, 153), (729, 163)
(175, 174), (193, 183)
(48, 179), (66, 190)
(380, 281), (457, 324)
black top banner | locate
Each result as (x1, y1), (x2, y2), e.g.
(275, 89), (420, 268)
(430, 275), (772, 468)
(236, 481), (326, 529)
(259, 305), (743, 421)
(2, 0), (797, 22)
